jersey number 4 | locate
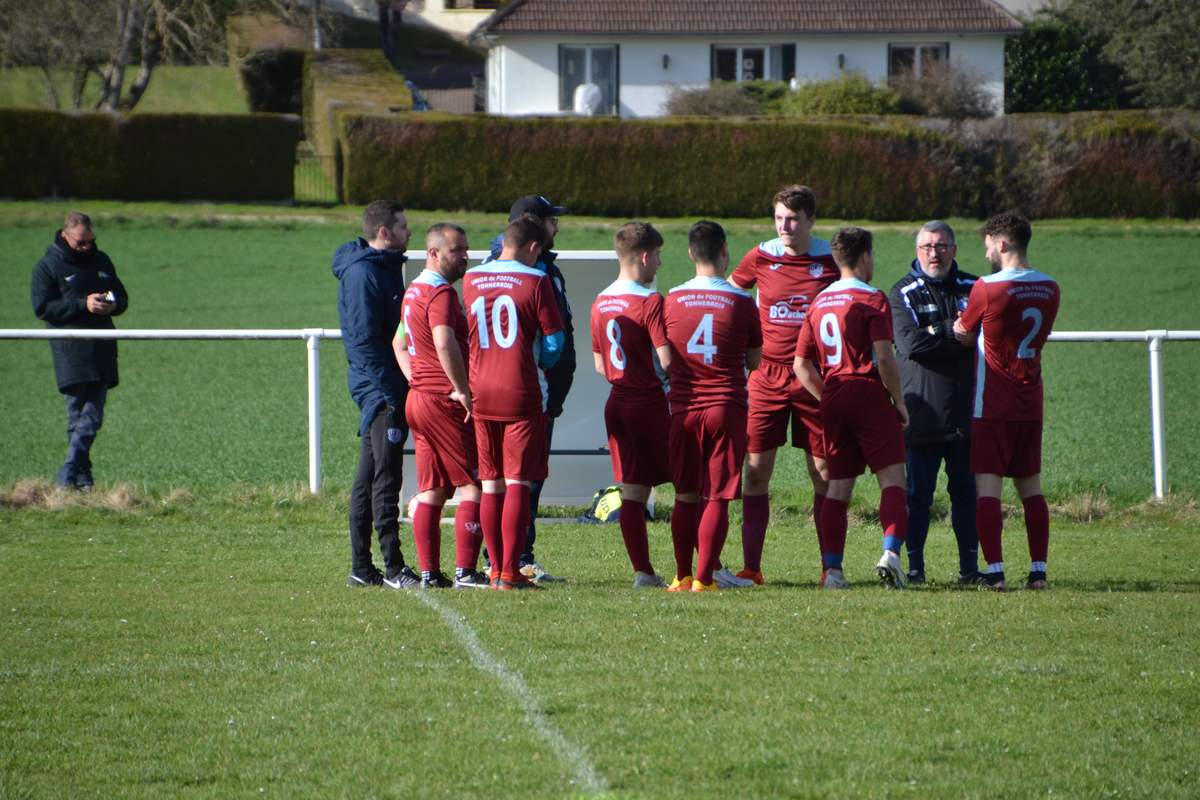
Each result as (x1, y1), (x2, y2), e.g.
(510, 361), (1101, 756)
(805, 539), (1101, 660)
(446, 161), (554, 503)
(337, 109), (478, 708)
(470, 295), (518, 349)
(687, 313), (717, 365)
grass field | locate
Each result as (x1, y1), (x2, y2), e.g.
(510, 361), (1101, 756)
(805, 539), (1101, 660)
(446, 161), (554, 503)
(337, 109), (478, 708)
(0, 66), (249, 114)
(2, 201), (1199, 798)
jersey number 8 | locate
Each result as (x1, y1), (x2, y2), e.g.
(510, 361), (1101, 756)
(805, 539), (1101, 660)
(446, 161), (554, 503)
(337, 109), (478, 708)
(605, 318), (626, 370)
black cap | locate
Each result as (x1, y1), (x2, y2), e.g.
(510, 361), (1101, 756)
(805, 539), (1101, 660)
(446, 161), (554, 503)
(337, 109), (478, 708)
(508, 195), (568, 222)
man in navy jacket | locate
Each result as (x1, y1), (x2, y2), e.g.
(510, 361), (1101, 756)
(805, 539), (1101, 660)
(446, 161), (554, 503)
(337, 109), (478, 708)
(333, 200), (419, 589)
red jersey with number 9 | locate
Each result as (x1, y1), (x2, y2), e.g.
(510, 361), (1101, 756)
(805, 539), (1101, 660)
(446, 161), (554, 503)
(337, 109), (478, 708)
(664, 276), (761, 411)
(590, 279), (669, 400)
(463, 260), (564, 421)
(795, 278), (893, 393)
(957, 268), (1060, 422)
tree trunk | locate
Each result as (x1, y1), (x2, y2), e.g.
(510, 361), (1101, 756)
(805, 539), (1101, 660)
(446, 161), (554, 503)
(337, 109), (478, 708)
(38, 65), (62, 110)
(125, 5), (160, 111)
(72, 61), (94, 110)
(98, 0), (141, 111)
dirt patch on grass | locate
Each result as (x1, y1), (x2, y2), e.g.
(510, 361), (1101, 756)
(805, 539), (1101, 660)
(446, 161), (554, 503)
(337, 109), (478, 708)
(0, 480), (195, 512)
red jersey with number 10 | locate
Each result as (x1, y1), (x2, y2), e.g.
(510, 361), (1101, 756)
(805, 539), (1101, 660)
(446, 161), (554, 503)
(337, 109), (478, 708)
(590, 279), (669, 400)
(730, 237), (839, 365)
(463, 260), (564, 421)
(958, 268), (1060, 422)
(795, 278), (893, 393)
(664, 276), (761, 411)
(400, 270), (468, 395)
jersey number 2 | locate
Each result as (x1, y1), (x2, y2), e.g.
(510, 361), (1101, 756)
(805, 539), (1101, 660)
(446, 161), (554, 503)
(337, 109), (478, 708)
(471, 295), (518, 350)
(1017, 308), (1044, 359)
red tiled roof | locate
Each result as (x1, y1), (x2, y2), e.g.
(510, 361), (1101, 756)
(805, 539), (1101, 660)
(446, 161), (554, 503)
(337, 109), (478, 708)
(478, 0), (1023, 35)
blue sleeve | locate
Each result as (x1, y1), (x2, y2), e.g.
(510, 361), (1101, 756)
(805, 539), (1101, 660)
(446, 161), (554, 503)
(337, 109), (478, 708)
(342, 265), (407, 406)
(538, 330), (565, 370)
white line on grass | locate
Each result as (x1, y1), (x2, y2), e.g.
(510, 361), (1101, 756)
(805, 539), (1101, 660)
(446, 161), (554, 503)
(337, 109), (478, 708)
(412, 592), (609, 795)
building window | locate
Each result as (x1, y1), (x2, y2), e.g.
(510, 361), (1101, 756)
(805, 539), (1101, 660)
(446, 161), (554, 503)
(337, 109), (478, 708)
(445, 1), (502, 8)
(711, 45), (795, 82)
(559, 45), (619, 114)
(888, 43), (949, 79)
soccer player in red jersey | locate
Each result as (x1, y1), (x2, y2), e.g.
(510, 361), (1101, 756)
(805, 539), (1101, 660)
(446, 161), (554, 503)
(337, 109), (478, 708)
(462, 215), (565, 590)
(590, 222), (672, 588)
(953, 212), (1060, 591)
(794, 227), (911, 589)
(393, 223), (488, 589)
(664, 221), (762, 592)
(729, 185), (839, 586)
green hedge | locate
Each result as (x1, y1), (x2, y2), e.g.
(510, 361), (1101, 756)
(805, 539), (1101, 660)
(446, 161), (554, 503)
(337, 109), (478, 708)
(239, 49), (306, 113)
(339, 114), (979, 219)
(336, 110), (1200, 219)
(0, 109), (300, 201)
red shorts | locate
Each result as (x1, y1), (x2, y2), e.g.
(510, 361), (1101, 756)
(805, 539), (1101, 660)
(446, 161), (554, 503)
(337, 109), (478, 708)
(406, 390), (479, 492)
(669, 403), (748, 500)
(820, 381), (906, 481)
(474, 414), (549, 482)
(747, 360), (825, 456)
(605, 391), (671, 487)
(971, 419), (1043, 478)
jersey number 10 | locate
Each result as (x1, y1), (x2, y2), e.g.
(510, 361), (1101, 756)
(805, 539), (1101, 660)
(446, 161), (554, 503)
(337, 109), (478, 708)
(471, 295), (518, 350)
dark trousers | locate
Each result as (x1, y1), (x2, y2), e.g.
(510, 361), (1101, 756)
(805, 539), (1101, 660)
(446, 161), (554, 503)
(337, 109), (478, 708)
(348, 405), (408, 576)
(64, 382), (107, 470)
(905, 437), (978, 576)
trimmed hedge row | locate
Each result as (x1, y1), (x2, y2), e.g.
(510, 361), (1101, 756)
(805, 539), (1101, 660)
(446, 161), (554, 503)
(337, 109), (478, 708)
(0, 109), (301, 201)
(339, 114), (978, 219)
(337, 110), (1200, 219)
(239, 49), (306, 113)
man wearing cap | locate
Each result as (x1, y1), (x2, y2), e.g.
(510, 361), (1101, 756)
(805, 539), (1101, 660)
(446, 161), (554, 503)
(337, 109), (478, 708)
(484, 195), (575, 582)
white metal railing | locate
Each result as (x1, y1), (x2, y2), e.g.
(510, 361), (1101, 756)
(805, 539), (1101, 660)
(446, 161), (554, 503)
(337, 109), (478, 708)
(3, 327), (1198, 498)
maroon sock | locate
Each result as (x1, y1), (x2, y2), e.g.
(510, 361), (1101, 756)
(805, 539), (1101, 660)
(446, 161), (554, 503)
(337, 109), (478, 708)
(696, 499), (730, 585)
(1023, 494), (1050, 565)
(977, 496), (1004, 566)
(879, 485), (908, 550)
(454, 499), (482, 571)
(501, 483), (532, 579)
(412, 501), (442, 573)
(812, 493), (826, 566)
(671, 499), (700, 579)
(741, 493), (769, 572)
(819, 498), (849, 568)
(619, 500), (653, 574)
(480, 491), (504, 576)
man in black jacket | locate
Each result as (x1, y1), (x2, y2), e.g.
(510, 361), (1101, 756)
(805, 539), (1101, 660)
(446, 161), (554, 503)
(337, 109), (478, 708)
(31, 212), (129, 491)
(332, 200), (420, 589)
(485, 195), (575, 582)
(888, 221), (984, 585)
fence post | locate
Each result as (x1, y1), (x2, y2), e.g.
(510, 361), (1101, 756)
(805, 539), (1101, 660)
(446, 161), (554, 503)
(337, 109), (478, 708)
(1148, 332), (1167, 499)
(305, 330), (323, 494)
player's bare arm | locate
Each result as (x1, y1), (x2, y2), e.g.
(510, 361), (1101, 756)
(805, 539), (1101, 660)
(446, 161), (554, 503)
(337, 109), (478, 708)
(592, 350), (606, 376)
(432, 323), (472, 419)
(392, 329), (413, 382)
(655, 343), (672, 371)
(746, 346), (762, 372)
(793, 355), (824, 401)
(873, 339), (909, 429)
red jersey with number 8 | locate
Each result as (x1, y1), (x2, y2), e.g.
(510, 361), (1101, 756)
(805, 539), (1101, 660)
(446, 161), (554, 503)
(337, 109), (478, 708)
(590, 280), (669, 400)
(958, 268), (1060, 422)
(664, 276), (761, 411)
(463, 260), (564, 421)
(795, 278), (893, 393)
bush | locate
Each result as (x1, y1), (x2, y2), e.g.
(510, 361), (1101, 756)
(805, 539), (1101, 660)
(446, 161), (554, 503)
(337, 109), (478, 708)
(0, 109), (300, 201)
(338, 113), (977, 219)
(777, 72), (901, 116)
(1005, 12), (1128, 113)
(891, 62), (996, 120)
(239, 49), (306, 113)
(663, 82), (762, 116)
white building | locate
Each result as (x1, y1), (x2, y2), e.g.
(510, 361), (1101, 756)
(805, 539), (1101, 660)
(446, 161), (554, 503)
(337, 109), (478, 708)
(472, 0), (1024, 118)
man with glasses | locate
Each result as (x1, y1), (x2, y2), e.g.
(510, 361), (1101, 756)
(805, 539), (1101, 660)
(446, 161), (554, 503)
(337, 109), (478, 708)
(32, 211), (129, 491)
(888, 221), (983, 585)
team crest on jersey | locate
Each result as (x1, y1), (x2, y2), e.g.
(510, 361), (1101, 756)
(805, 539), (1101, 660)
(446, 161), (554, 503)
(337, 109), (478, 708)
(769, 263), (783, 271)
(809, 264), (825, 278)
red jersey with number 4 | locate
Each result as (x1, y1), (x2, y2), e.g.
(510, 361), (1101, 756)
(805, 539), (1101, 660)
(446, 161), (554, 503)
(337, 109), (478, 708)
(590, 280), (669, 400)
(795, 278), (893, 393)
(730, 237), (839, 365)
(958, 268), (1060, 422)
(400, 270), (468, 395)
(664, 276), (761, 411)
(463, 260), (564, 421)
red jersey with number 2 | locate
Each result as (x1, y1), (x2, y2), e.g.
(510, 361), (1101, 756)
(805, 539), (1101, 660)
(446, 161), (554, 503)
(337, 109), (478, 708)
(590, 279), (669, 400)
(958, 268), (1060, 422)
(463, 260), (564, 421)
(400, 270), (468, 395)
(664, 276), (761, 411)
(795, 278), (894, 393)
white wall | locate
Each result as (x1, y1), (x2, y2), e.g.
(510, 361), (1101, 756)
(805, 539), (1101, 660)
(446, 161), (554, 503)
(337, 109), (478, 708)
(488, 33), (1010, 117)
